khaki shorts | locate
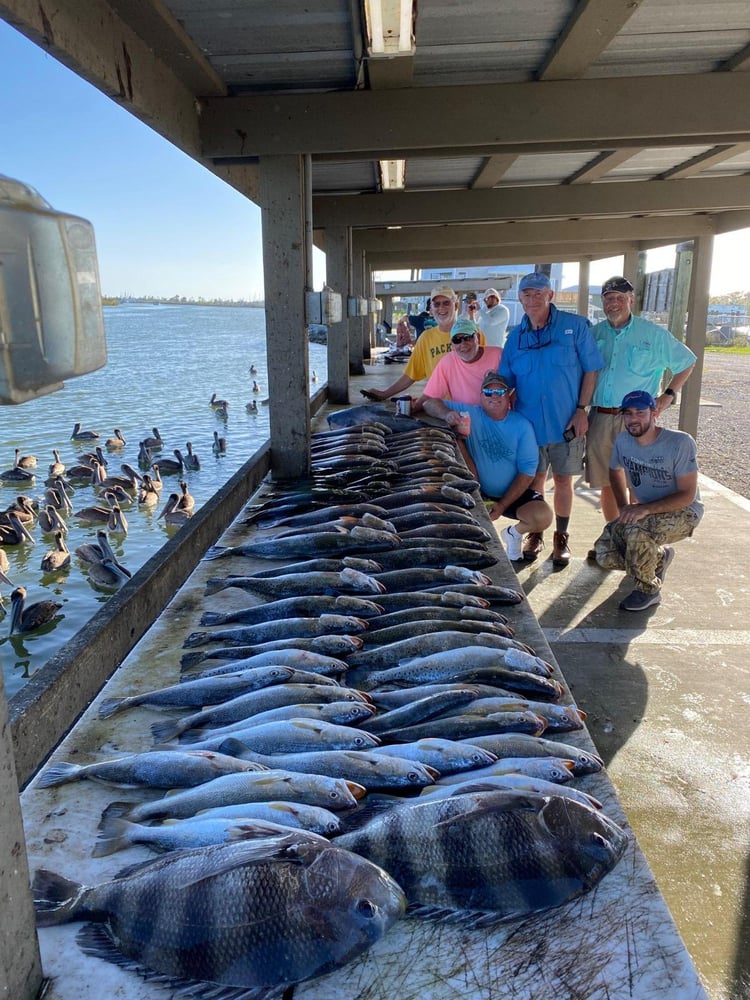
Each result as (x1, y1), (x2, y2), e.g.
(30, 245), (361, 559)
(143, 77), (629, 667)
(585, 410), (624, 487)
(537, 435), (585, 477)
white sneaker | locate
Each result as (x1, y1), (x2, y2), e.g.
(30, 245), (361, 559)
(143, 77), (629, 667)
(501, 524), (523, 561)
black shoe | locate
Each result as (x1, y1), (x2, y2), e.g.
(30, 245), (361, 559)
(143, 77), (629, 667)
(619, 589), (661, 611)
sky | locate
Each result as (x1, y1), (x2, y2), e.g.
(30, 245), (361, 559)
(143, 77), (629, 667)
(2, 19), (749, 301)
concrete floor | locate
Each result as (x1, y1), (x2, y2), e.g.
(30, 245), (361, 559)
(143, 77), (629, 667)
(356, 355), (750, 1000)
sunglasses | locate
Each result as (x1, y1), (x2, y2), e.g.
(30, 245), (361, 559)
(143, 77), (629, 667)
(451, 333), (476, 345)
(482, 387), (508, 397)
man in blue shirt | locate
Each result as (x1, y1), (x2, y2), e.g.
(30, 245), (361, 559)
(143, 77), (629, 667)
(499, 272), (603, 566)
(423, 371), (553, 563)
(586, 276), (696, 525)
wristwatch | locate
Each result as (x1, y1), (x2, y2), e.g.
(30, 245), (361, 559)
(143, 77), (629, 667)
(664, 387), (676, 405)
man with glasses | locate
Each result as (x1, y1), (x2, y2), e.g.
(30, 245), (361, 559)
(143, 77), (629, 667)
(477, 288), (511, 347)
(499, 272), (603, 566)
(421, 371), (553, 563)
(585, 275), (696, 527)
(421, 317), (502, 410)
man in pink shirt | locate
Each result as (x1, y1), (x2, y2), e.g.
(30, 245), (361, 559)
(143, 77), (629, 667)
(422, 317), (503, 409)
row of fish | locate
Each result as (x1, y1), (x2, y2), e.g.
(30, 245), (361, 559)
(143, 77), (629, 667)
(32, 408), (628, 998)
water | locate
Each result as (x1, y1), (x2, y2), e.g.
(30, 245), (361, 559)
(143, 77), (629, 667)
(0, 303), (327, 698)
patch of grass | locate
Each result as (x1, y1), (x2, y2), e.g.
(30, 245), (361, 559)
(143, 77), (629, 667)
(705, 345), (750, 355)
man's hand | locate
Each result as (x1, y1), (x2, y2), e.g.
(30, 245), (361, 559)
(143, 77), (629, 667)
(617, 503), (649, 524)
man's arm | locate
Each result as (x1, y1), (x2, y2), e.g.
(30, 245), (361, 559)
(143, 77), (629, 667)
(421, 395), (463, 430)
(360, 373), (414, 401)
(614, 470), (698, 524)
(608, 466), (630, 510)
(568, 369), (598, 436)
(654, 363), (695, 416)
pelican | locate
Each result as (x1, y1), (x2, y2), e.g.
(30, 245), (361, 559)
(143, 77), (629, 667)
(249, 363), (258, 375)
(0, 462), (34, 484)
(87, 555), (132, 589)
(75, 530), (108, 565)
(214, 402), (229, 420)
(108, 503), (128, 535)
(40, 531), (71, 572)
(311, 370), (319, 383)
(252, 380), (262, 394)
(209, 392), (228, 409)
(14, 448), (37, 470)
(158, 492), (192, 526)
(38, 504), (68, 535)
(155, 451), (184, 476)
(74, 492), (117, 524)
(4, 496), (38, 523)
(212, 431), (226, 454)
(142, 427), (163, 450)
(137, 474), (160, 507)
(104, 484), (134, 506)
(0, 549), (11, 586)
(245, 399), (258, 414)
(71, 422), (99, 441)
(0, 512), (35, 545)
(149, 464), (164, 492)
(176, 480), (195, 513)
(48, 449), (66, 477)
(105, 428), (127, 449)
(183, 442), (201, 471)
(93, 461), (141, 493)
(78, 445), (108, 469)
(138, 441), (153, 470)
(9, 586), (62, 634)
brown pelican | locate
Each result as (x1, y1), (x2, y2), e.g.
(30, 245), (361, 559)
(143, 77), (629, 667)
(212, 431), (226, 454)
(214, 402), (229, 420)
(74, 530), (108, 564)
(158, 492), (192, 526)
(14, 448), (37, 470)
(40, 531), (71, 572)
(176, 480), (195, 513)
(108, 503), (128, 535)
(0, 462), (34, 484)
(87, 555), (132, 588)
(0, 512), (35, 545)
(245, 399), (258, 413)
(48, 449), (66, 477)
(0, 548), (12, 586)
(183, 442), (200, 471)
(149, 464), (164, 492)
(71, 422), (100, 441)
(43, 485), (73, 516)
(4, 496), (38, 523)
(137, 441), (153, 470)
(78, 445), (108, 468)
(154, 451), (184, 476)
(209, 392), (228, 408)
(311, 370), (319, 383)
(137, 474), (160, 507)
(249, 363), (258, 375)
(142, 427), (163, 450)
(74, 492), (117, 524)
(9, 586), (62, 634)
(252, 380), (262, 394)
(93, 460), (141, 493)
(105, 428), (127, 449)
(67, 459), (98, 481)
(38, 504), (68, 535)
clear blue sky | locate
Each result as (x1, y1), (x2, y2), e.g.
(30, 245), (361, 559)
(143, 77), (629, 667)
(2, 19), (748, 300)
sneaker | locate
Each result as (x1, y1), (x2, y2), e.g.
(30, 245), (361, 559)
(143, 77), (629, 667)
(522, 532), (544, 561)
(619, 589), (661, 611)
(656, 546), (675, 583)
(501, 525), (523, 561)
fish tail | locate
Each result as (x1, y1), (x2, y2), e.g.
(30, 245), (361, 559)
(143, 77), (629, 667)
(204, 578), (229, 596)
(32, 869), (87, 926)
(203, 546), (230, 561)
(182, 630), (211, 648)
(199, 611), (225, 625)
(180, 651), (206, 669)
(36, 762), (82, 788)
(97, 697), (127, 719)
(150, 718), (183, 743)
(91, 817), (133, 857)
(99, 801), (135, 827)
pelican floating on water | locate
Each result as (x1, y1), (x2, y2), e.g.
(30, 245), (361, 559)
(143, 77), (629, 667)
(4, 496), (38, 523)
(40, 531), (71, 573)
(78, 445), (107, 468)
(209, 392), (228, 409)
(87, 555), (131, 588)
(155, 451), (184, 475)
(158, 492), (193, 526)
(149, 464), (164, 492)
(92, 460), (141, 493)
(74, 492), (118, 524)
(176, 480), (195, 513)
(183, 442), (201, 471)
(252, 380), (262, 394)
(105, 429), (127, 449)
(137, 474), (160, 507)
(38, 504), (68, 535)
(245, 399), (258, 413)
(14, 448), (37, 470)
(0, 512), (35, 545)
(214, 402), (229, 420)
(71, 422), (99, 441)
(212, 431), (226, 455)
(108, 503), (128, 535)
(311, 370), (319, 383)
(0, 462), (34, 484)
(249, 364), (258, 375)
(142, 428), (163, 450)
(9, 586), (62, 634)
(0, 548), (12, 586)
(48, 449), (66, 477)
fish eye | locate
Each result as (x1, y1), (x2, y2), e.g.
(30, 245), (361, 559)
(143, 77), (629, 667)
(352, 735), (369, 747)
(407, 770), (420, 781)
(356, 899), (377, 919)
(329, 790), (340, 800)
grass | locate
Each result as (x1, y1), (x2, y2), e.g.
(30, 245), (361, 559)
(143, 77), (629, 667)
(705, 345), (750, 355)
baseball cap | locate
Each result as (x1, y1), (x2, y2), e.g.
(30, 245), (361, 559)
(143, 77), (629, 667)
(450, 318), (479, 341)
(620, 390), (655, 411)
(602, 276), (634, 295)
(482, 370), (511, 390)
(518, 272), (552, 291)
(484, 288), (501, 300)
(430, 285), (457, 301)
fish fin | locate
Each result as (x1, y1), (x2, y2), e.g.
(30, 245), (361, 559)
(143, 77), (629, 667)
(97, 697), (127, 719)
(151, 718), (183, 743)
(32, 869), (86, 926)
(36, 761), (82, 788)
(217, 737), (253, 758)
(91, 817), (133, 857)
(204, 578), (230, 596)
(183, 630), (211, 648)
(99, 801), (137, 827)
(199, 611), (226, 625)
(180, 650), (207, 669)
(203, 546), (231, 561)
(405, 902), (514, 930)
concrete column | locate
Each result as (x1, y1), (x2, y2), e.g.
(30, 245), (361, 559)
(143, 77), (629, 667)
(325, 226), (351, 404)
(0, 674), (43, 999)
(349, 249), (367, 375)
(681, 235), (713, 440)
(259, 154), (311, 479)
(577, 259), (590, 319)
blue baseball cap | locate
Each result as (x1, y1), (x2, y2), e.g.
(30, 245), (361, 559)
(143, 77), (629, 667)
(621, 390), (656, 411)
(518, 272), (552, 291)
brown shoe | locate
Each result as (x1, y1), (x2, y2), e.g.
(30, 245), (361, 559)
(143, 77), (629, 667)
(552, 531), (571, 567)
(522, 532), (544, 561)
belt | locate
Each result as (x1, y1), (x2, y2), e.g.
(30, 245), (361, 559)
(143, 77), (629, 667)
(594, 406), (620, 414)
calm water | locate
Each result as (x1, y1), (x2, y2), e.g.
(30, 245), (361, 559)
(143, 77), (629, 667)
(0, 303), (327, 698)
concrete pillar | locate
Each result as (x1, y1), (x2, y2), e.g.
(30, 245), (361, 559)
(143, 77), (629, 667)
(0, 674), (43, 999)
(324, 226), (351, 404)
(681, 235), (713, 440)
(259, 155), (311, 479)
(349, 249), (367, 375)
(577, 259), (590, 319)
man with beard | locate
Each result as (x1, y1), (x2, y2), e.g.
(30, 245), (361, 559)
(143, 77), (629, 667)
(590, 390), (703, 611)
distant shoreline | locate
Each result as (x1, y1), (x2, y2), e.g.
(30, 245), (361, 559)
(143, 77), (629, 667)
(102, 297), (265, 308)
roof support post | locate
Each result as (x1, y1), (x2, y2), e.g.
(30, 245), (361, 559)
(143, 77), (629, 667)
(0, 674), (43, 999)
(681, 235), (713, 441)
(325, 226), (351, 404)
(349, 248), (367, 375)
(577, 259), (590, 319)
(259, 154), (311, 479)
(624, 250), (646, 311)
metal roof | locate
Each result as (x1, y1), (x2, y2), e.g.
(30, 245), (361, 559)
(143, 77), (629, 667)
(3, 0), (750, 266)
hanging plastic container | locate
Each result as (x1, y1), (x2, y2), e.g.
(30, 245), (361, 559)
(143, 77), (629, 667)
(0, 175), (106, 404)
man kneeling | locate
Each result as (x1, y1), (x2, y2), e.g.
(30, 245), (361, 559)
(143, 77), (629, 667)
(591, 389), (703, 611)
(423, 372), (552, 563)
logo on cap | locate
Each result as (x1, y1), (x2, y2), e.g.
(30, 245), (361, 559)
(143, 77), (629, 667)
(620, 390), (655, 411)
(602, 276), (634, 295)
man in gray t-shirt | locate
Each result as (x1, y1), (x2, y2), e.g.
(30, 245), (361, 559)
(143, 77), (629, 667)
(591, 389), (703, 612)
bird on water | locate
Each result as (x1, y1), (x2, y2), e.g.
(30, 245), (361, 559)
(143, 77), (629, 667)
(9, 586), (63, 634)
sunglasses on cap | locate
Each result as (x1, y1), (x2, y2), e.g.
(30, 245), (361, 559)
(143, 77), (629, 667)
(451, 333), (476, 344)
(482, 387), (508, 397)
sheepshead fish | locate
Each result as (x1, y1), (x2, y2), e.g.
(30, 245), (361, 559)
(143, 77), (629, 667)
(34, 836), (405, 991)
(334, 791), (628, 924)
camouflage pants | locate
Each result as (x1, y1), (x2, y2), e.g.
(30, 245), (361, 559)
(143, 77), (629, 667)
(592, 509), (700, 594)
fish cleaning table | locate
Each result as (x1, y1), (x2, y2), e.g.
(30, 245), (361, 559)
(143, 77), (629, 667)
(20, 434), (709, 1000)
